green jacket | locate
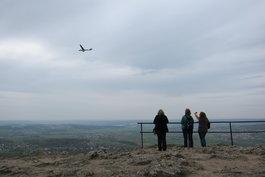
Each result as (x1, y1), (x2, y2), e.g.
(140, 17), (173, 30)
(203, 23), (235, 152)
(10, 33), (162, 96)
(181, 115), (194, 129)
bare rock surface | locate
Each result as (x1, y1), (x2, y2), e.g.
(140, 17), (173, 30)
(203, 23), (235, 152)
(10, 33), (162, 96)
(0, 145), (264, 177)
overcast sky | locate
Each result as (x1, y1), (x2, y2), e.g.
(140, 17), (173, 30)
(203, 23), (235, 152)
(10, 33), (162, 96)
(0, 0), (265, 121)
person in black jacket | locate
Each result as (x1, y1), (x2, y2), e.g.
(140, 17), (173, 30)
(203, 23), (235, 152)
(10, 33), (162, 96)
(181, 108), (194, 147)
(153, 109), (169, 151)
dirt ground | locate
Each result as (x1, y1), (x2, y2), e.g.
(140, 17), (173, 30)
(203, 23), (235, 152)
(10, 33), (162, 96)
(0, 145), (264, 177)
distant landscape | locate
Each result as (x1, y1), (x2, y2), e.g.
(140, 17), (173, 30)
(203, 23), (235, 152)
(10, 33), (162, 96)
(0, 120), (265, 156)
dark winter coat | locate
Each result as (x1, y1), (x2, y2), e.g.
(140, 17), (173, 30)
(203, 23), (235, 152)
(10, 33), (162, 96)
(153, 114), (169, 134)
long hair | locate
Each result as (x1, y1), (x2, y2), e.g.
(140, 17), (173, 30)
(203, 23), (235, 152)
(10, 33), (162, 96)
(185, 108), (191, 116)
(158, 109), (164, 116)
(200, 112), (207, 119)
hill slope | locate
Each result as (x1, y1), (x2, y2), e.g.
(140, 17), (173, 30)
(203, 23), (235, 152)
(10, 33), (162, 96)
(0, 145), (264, 177)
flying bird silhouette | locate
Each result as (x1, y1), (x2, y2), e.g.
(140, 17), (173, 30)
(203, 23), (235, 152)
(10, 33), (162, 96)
(79, 44), (92, 52)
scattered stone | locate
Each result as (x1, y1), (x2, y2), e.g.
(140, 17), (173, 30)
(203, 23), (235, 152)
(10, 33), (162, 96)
(88, 151), (98, 159)
(0, 165), (12, 174)
(76, 169), (95, 177)
(1, 145), (265, 177)
(144, 165), (186, 177)
(127, 156), (152, 165)
(219, 166), (242, 175)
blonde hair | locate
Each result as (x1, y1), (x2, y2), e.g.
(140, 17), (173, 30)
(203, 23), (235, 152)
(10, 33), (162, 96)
(158, 109), (164, 116)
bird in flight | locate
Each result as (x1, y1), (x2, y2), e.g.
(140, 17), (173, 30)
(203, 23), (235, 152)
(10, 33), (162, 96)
(79, 44), (92, 52)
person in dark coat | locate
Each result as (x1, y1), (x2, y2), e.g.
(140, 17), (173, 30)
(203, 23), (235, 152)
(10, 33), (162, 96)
(153, 109), (169, 151)
(194, 111), (210, 147)
(181, 108), (194, 147)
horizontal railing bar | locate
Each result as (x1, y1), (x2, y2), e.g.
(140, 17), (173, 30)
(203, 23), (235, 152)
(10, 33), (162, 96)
(141, 130), (265, 133)
(137, 120), (265, 124)
(138, 120), (265, 148)
(139, 121), (265, 134)
(219, 131), (265, 133)
(138, 122), (181, 124)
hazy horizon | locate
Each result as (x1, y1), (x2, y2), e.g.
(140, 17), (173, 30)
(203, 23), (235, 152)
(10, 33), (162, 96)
(1, 0), (265, 120)
(0, 117), (265, 123)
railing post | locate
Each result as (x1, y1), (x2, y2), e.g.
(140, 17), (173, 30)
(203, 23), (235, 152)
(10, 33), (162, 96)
(229, 122), (234, 146)
(140, 123), (143, 148)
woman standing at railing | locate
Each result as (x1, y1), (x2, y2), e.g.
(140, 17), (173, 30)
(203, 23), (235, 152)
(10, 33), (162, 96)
(181, 108), (194, 147)
(194, 112), (210, 147)
(153, 109), (169, 151)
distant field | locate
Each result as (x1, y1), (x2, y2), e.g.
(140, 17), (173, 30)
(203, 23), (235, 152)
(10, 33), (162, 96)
(0, 120), (264, 156)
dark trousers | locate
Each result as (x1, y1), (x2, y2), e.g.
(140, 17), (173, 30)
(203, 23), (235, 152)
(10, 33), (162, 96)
(198, 130), (207, 147)
(182, 128), (193, 147)
(157, 132), (167, 151)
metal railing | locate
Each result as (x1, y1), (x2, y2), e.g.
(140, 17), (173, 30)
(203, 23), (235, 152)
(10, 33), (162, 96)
(137, 120), (265, 148)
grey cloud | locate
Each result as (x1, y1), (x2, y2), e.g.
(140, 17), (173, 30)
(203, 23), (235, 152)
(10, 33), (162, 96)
(0, 0), (265, 120)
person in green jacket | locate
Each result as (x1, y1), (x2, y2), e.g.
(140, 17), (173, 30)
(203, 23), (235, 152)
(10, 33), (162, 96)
(181, 108), (194, 147)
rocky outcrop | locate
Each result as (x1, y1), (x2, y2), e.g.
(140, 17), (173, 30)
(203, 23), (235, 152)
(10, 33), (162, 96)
(0, 145), (264, 177)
